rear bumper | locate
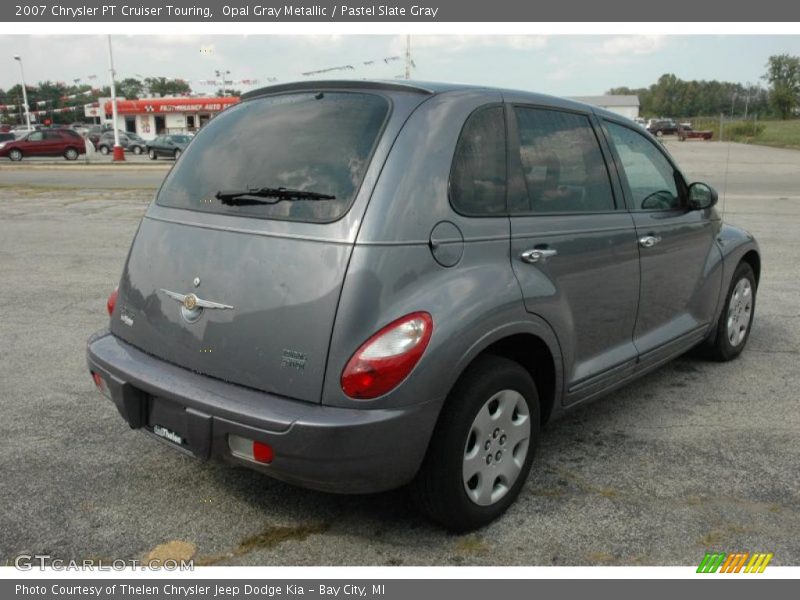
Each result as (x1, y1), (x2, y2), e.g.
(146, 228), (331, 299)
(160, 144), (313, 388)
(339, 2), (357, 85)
(86, 330), (440, 494)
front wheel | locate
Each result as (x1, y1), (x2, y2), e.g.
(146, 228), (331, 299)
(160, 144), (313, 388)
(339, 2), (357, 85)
(411, 355), (540, 532)
(148, 149), (157, 160)
(99, 145), (110, 155)
(174, 149), (182, 160)
(132, 146), (142, 155)
(9, 148), (23, 161)
(704, 262), (757, 361)
(64, 148), (79, 161)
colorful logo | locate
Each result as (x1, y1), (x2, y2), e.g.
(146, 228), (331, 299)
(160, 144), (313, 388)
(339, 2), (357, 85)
(697, 552), (773, 573)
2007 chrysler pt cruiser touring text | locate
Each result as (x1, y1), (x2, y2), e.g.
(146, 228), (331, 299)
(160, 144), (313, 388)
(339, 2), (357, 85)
(87, 80), (760, 531)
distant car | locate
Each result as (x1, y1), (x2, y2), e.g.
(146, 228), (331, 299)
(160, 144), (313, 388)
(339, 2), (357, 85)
(70, 122), (90, 136)
(677, 125), (713, 141)
(96, 131), (148, 155)
(0, 129), (86, 161)
(146, 134), (191, 160)
(86, 124), (114, 146)
(646, 118), (679, 136)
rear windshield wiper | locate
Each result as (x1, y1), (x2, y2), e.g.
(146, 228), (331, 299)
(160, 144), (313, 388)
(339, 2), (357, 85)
(215, 187), (336, 205)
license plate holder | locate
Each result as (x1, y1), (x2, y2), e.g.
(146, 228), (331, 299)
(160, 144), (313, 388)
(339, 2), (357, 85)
(146, 396), (189, 448)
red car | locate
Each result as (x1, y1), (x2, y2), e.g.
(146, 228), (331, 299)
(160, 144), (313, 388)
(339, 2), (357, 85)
(0, 129), (86, 161)
(677, 125), (713, 141)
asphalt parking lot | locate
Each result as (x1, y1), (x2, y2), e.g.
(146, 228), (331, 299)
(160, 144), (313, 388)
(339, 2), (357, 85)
(0, 140), (798, 566)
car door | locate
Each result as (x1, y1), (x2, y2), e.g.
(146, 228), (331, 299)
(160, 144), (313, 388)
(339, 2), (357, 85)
(150, 136), (162, 155)
(43, 131), (63, 155)
(23, 131), (46, 156)
(601, 119), (721, 363)
(506, 102), (641, 403)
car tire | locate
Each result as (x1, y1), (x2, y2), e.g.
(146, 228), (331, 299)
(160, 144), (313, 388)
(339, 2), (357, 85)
(174, 149), (182, 160)
(148, 149), (157, 160)
(655, 130), (664, 137)
(132, 146), (142, 155)
(704, 262), (757, 361)
(9, 148), (23, 161)
(64, 148), (79, 161)
(99, 145), (110, 155)
(410, 355), (540, 532)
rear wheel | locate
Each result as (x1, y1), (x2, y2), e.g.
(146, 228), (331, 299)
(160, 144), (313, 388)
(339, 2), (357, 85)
(9, 148), (23, 161)
(704, 262), (757, 361)
(411, 355), (539, 532)
(132, 146), (142, 155)
(148, 149), (157, 160)
(64, 147), (79, 161)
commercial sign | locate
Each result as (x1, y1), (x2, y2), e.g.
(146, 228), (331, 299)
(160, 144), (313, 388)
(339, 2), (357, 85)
(103, 97), (240, 115)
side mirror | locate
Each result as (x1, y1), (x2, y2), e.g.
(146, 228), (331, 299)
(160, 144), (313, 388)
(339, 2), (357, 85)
(688, 182), (718, 210)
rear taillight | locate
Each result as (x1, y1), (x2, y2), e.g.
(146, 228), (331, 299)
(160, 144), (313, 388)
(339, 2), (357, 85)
(341, 312), (433, 400)
(107, 286), (118, 316)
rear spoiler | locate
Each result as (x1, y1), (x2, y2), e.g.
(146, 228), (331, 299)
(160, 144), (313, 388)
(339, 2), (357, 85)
(241, 80), (436, 101)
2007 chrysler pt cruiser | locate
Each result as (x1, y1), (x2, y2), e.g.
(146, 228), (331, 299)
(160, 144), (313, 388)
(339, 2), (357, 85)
(87, 80), (760, 531)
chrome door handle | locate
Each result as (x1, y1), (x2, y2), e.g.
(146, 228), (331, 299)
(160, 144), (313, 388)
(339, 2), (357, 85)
(639, 235), (662, 248)
(520, 248), (558, 264)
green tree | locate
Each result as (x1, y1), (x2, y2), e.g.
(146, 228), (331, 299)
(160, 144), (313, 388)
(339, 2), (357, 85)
(144, 77), (192, 97)
(117, 77), (144, 100)
(763, 54), (800, 119)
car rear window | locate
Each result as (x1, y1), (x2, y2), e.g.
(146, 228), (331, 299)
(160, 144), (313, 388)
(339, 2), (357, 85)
(156, 92), (390, 223)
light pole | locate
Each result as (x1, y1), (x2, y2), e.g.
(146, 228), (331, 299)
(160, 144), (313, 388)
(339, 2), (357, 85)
(12, 55), (32, 131)
(215, 69), (231, 96)
(106, 35), (124, 161)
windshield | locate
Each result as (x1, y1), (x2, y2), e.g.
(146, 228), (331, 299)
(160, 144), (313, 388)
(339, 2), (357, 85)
(156, 91), (389, 223)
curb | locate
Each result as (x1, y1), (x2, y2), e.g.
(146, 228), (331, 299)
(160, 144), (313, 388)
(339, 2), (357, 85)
(0, 163), (171, 171)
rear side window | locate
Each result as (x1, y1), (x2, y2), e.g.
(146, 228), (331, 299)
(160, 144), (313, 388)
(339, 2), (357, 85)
(513, 108), (615, 213)
(156, 92), (389, 223)
(450, 106), (507, 216)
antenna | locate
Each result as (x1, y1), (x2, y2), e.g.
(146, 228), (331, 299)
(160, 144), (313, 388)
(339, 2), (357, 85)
(404, 35), (412, 80)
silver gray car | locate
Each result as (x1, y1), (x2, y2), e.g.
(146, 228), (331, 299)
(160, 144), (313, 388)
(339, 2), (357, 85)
(87, 80), (760, 531)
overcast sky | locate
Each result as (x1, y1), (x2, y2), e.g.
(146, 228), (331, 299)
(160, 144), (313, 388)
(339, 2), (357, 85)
(2, 35), (800, 96)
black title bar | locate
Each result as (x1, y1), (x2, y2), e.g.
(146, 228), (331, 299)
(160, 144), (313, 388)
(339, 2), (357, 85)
(3, 0), (800, 22)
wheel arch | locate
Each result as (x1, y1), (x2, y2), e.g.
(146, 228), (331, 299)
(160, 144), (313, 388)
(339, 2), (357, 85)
(740, 249), (761, 287)
(445, 321), (564, 427)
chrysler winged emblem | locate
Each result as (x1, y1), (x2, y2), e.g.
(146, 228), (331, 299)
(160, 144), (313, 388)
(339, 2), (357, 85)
(159, 289), (234, 323)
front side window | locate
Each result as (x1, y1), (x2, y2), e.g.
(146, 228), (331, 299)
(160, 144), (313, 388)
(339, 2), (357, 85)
(156, 92), (389, 223)
(449, 105), (507, 216)
(514, 108), (615, 214)
(605, 121), (681, 211)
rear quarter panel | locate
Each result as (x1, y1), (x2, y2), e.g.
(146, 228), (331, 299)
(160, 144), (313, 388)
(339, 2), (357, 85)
(321, 90), (563, 411)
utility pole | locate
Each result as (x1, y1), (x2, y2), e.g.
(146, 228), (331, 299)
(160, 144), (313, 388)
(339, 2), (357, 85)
(12, 55), (32, 131)
(404, 35), (412, 80)
(744, 81), (751, 120)
(107, 35), (124, 161)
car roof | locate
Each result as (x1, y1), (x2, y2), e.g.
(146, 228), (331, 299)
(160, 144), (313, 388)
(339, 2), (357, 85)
(240, 79), (622, 118)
